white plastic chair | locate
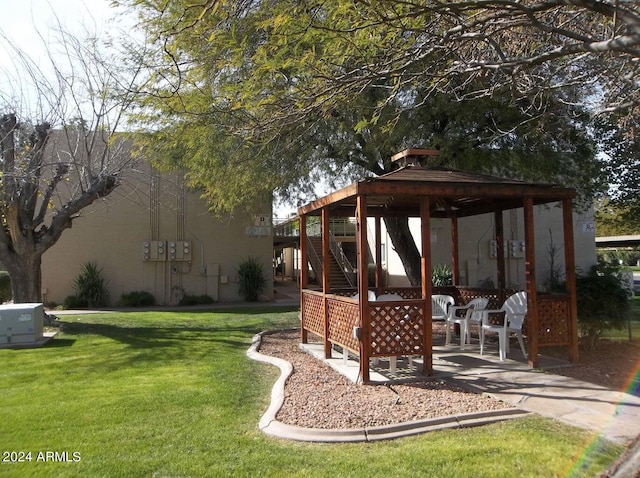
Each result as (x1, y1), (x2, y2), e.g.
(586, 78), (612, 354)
(353, 290), (377, 302)
(480, 291), (528, 361)
(431, 295), (454, 321)
(445, 297), (489, 350)
(467, 298), (491, 343)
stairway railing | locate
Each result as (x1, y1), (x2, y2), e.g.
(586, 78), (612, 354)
(305, 234), (355, 288)
(305, 235), (323, 280)
(329, 232), (355, 287)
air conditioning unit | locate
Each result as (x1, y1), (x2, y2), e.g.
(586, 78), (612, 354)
(0, 303), (44, 344)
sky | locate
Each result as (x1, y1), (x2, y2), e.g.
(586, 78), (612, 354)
(0, 0), (119, 64)
(0, 0), (127, 120)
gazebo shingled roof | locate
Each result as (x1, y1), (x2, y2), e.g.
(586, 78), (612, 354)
(299, 166), (576, 218)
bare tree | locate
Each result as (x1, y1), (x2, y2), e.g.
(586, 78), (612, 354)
(0, 15), (147, 303)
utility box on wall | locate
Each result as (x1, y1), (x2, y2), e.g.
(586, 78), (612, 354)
(168, 241), (192, 261)
(0, 303), (44, 344)
(489, 239), (525, 259)
(142, 241), (166, 261)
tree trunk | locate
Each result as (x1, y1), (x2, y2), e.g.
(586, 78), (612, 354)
(3, 253), (43, 303)
(383, 216), (422, 286)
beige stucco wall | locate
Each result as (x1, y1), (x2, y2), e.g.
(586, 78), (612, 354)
(375, 203), (596, 289)
(41, 165), (273, 306)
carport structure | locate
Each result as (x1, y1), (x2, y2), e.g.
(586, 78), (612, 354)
(298, 149), (579, 383)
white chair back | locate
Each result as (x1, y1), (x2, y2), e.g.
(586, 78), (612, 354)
(479, 291), (528, 360)
(432, 294), (454, 320)
(503, 291), (527, 329)
(466, 297), (489, 322)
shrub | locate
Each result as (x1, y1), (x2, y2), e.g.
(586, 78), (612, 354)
(0, 271), (11, 303)
(120, 291), (155, 307)
(69, 261), (110, 308)
(432, 264), (453, 286)
(178, 294), (214, 306)
(575, 262), (630, 350)
(63, 294), (86, 309)
(237, 256), (266, 302)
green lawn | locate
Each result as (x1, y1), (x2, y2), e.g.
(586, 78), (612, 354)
(0, 307), (623, 477)
(602, 295), (640, 339)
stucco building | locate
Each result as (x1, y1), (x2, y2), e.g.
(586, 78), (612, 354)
(41, 164), (273, 306)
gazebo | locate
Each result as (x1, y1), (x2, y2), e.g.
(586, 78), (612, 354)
(297, 149), (579, 383)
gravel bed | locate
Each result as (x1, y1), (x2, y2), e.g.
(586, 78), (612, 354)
(258, 328), (510, 429)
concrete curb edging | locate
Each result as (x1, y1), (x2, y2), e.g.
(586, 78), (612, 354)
(247, 330), (531, 443)
(247, 332), (294, 431)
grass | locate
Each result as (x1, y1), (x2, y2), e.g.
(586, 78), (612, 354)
(602, 295), (640, 340)
(0, 306), (624, 477)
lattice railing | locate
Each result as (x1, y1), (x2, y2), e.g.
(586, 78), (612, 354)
(378, 287), (422, 299)
(326, 296), (359, 352)
(301, 290), (325, 338)
(331, 288), (358, 297)
(434, 286), (517, 309)
(301, 286), (573, 360)
(369, 300), (425, 357)
(537, 294), (571, 346)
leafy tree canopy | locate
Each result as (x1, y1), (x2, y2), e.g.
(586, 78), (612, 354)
(594, 198), (640, 237)
(599, 112), (640, 226)
(118, 0), (629, 213)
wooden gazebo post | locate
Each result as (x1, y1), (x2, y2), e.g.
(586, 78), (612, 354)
(375, 215), (383, 293)
(356, 195), (371, 383)
(322, 208), (332, 359)
(563, 199), (579, 363)
(495, 210), (506, 301)
(420, 196), (433, 375)
(524, 198), (539, 367)
(299, 215), (308, 344)
(451, 216), (460, 285)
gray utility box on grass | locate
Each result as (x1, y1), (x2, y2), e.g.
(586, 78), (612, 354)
(0, 303), (44, 344)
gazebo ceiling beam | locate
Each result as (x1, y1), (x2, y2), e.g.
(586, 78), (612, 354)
(357, 181), (574, 201)
(302, 194), (567, 219)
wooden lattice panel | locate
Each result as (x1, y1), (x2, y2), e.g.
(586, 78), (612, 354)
(301, 291), (325, 338)
(331, 288), (357, 297)
(327, 297), (359, 352)
(433, 286), (458, 302)
(457, 287), (517, 309)
(380, 287), (422, 299)
(537, 295), (571, 346)
(369, 302), (424, 357)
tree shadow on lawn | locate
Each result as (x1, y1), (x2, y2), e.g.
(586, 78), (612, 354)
(42, 306), (299, 369)
(44, 320), (268, 372)
(45, 337), (77, 348)
(61, 320), (255, 347)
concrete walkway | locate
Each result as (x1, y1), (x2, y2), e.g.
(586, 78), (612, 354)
(248, 332), (640, 446)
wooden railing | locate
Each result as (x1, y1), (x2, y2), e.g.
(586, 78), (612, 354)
(369, 298), (425, 357)
(536, 293), (572, 347)
(300, 286), (573, 363)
